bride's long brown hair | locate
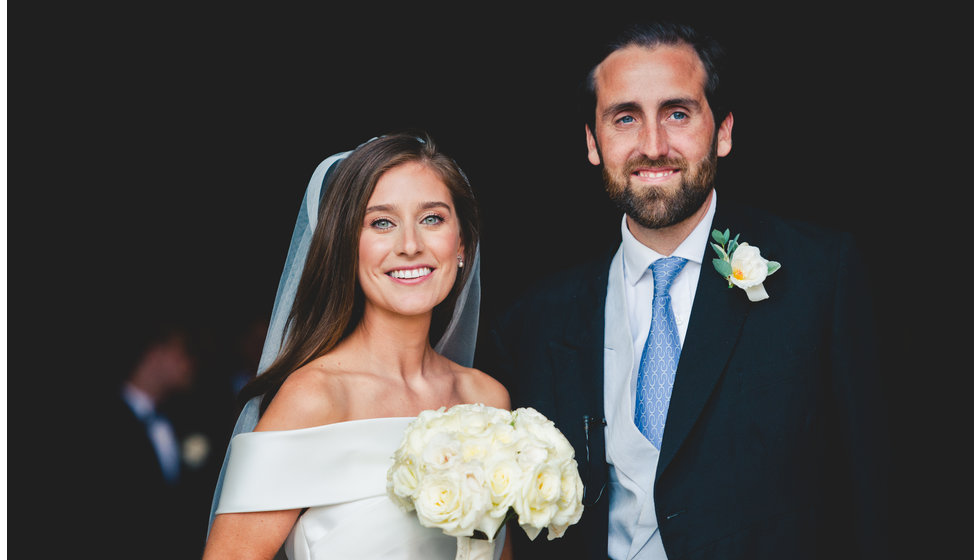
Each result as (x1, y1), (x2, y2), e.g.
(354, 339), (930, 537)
(239, 132), (480, 413)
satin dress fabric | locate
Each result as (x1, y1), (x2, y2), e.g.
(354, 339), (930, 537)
(216, 417), (463, 560)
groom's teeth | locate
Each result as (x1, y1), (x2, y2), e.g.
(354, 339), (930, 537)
(389, 267), (432, 279)
(636, 170), (674, 178)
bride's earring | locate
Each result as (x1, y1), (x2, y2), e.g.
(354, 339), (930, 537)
(457, 255), (464, 268)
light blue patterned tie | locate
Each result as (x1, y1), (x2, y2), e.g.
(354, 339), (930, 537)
(634, 256), (687, 450)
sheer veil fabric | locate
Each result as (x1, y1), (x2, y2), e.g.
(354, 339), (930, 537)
(206, 140), (483, 532)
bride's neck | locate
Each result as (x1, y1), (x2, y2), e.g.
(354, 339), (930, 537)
(343, 309), (435, 377)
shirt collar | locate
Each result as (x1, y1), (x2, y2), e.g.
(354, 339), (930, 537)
(622, 189), (717, 286)
(122, 382), (156, 420)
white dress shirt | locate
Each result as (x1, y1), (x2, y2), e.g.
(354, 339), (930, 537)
(122, 383), (181, 484)
(604, 191), (716, 560)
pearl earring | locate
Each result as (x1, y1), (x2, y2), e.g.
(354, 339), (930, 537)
(457, 255), (464, 268)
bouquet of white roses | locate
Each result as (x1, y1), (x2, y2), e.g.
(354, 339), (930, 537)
(386, 403), (584, 559)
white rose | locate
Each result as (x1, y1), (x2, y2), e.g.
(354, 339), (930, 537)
(485, 457), (522, 518)
(452, 404), (486, 431)
(415, 463), (492, 537)
(460, 437), (493, 463)
(512, 408), (575, 462)
(547, 461), (584, 540)
(413, 407), (447, 432)
(401, 426), (428, 458)
(414, 469), (467, 533)
(454, 403), (508, 433)
(458, 463), (502, 540)
(514, 437), (550, 470)
(489, 420), (517, 447)
(402, 408), (450, 457)
(488, 405), (514, 424)
(386, 460), (420, 512)
(728, 243), (771, 302)
(421, 431), (462, 470)
(514, 461), (563, 540)
(512, 407), (549, 427)
(537, 424), (575, 463)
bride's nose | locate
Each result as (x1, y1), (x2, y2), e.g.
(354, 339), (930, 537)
(397, 224), (424, 256)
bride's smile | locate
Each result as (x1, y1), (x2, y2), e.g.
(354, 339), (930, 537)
(386, 266), (434, 281)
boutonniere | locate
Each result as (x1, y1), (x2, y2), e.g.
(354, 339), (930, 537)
(710, 228), (781, 302)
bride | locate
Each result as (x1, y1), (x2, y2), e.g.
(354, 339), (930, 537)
(203, 132), (511, 559)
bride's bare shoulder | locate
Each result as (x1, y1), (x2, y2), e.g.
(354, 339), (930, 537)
(453, 363), (511, 410)
(255, 360), (351, 431)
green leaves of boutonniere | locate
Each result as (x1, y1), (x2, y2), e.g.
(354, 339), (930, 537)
(710, 228), (781, 302)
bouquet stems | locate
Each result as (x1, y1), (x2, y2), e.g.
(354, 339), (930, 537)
(455, 536), (495, 560)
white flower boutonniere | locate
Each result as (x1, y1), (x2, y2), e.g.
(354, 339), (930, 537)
(710, 228), (781, 302)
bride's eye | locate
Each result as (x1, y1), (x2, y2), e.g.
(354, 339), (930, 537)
(421, 214), (445, 226)
(371, 218), (395, 230)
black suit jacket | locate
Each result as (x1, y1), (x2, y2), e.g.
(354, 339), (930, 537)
(480, 201), (888, 560)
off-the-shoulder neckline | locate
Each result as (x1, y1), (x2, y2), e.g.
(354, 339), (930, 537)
(247, 415), (416, 435)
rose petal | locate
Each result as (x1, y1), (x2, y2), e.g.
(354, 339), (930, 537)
(744, 283), (769, 302)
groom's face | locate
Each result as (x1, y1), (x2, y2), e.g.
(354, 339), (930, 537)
(585, 43), (733, 229)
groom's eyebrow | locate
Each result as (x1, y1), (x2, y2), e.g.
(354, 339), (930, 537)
(601, 101), (642, 120)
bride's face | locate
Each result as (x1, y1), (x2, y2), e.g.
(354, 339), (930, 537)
(357, 161), (464, 320)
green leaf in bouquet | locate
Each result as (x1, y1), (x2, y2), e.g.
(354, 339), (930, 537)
(710, 243), (728, 260)
(766, 261), (781, 275)
(711, 229), (727, 245)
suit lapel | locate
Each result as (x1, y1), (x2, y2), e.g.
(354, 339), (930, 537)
(656, 204), (751, 479)
(549, 252), (611, 417)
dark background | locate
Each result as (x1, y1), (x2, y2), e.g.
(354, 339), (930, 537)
(14, 2), (971, 557)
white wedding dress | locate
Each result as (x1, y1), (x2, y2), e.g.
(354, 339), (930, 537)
(214, 416), (504, 560)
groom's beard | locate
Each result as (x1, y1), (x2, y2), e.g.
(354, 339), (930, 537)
(601, 135), (718, 229)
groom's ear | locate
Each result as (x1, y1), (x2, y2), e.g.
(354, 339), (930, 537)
(716, 112), (734, 157)
(585, 124), (601, 166)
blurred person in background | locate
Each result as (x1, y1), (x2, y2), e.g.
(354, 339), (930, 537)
(87, 316), (208, 558)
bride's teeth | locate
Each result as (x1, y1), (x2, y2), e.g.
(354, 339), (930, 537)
(389, 267), (432, 279)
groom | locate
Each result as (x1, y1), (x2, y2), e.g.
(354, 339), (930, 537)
(479, 20), (888, 560)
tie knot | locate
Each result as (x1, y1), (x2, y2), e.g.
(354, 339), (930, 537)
(651, 256), (687, 296)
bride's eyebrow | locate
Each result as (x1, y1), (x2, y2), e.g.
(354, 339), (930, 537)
(365, 203), (395, 214)
(418, 201), (452, 212)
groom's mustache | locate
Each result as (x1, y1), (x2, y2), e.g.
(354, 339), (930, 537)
(623, 156), (689, 175)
